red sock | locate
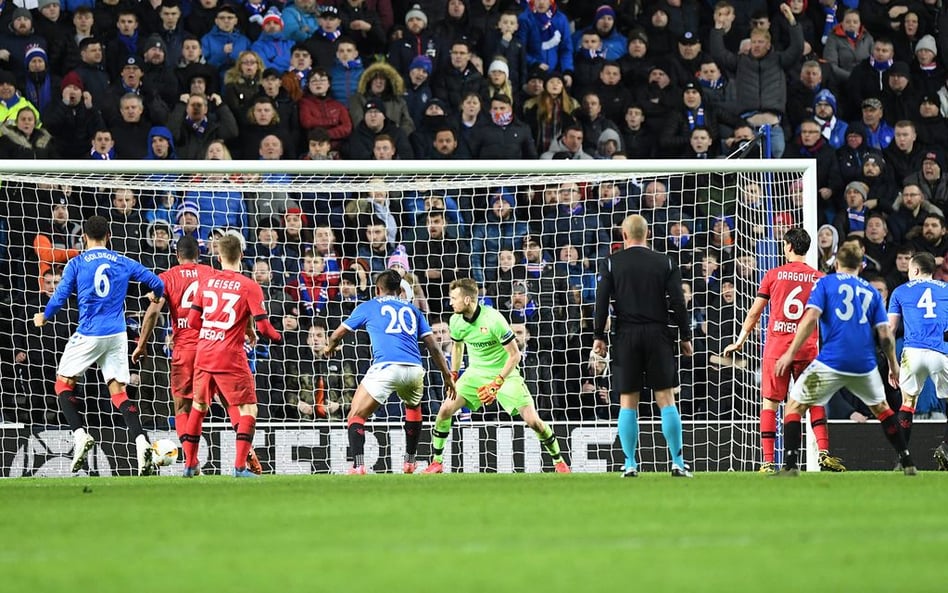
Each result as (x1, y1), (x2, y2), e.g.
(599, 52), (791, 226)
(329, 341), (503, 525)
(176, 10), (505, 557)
(227, 405), (240, 431)
(809, 406), (830, 451)
(175, 413), (188, 442)
(761, 408), (777, 463)
(183, 407), (208, 467)
(235, 416), (256, 470)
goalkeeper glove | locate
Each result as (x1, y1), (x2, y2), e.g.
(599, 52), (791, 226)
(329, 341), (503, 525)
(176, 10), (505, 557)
(477, 376), (504, 405)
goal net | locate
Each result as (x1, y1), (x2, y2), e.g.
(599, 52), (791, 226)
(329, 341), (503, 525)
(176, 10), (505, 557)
(0, 159), (817, 476)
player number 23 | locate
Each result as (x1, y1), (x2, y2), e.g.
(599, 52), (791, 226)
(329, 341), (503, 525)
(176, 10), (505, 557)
(835, 284), (874, 323)
(202, 291), (240, 330)
(381, 304), (417, 335)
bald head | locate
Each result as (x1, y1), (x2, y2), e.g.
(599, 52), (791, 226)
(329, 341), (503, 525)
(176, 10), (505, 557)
(622, 214), (649, 244)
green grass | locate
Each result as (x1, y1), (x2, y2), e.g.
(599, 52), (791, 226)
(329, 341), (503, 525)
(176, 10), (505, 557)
(2, 473), (946, 593)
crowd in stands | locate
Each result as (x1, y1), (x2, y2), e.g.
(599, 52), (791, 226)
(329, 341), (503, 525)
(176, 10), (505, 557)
(3, 0), (948, 424)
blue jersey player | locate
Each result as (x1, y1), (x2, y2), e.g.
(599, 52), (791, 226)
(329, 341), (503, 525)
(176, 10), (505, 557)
(32, 216), (165, 476)
(323, 269), (456, 474)
(774, 242), (916, 475)
(887, 252), (948, 467)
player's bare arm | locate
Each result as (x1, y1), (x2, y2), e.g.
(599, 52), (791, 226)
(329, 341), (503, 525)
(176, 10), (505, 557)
(422, 334), (457, 399)
(244, 316), (257, 347)
(875, 323), (900, 389)
(132, 297), (166, 363)
(32, 312), (46, 327)
(887, 313), (902, 333)
(723, 296), (768, 357)
(323, 325), (349, 356)
(775, 308), (819, 376)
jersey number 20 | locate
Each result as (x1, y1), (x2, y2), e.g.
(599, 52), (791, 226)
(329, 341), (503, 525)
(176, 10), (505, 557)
(382, 304), (417, 335)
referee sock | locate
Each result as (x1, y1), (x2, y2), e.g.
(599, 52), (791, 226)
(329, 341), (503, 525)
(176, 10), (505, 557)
(431, 418), (452, 463)
(898, 405), (915, 445)
(808, 406), (830, 451)
(618, 408), (639, 470)
(404, 406), (423, 461)
(783, 413), (803, 470)
(348, 415), (366, 468)
(660, 405), (685, 468)
(535, 424), (563, 464)
(234, 416), (256, 471)
(55, 380), (83, 432)
(760, 408), (777, 463)
(113, 392), (145, 441)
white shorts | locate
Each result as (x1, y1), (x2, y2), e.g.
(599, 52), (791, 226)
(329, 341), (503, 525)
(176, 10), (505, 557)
(57, 332), (131, 385)
(900, 347), (948, 398)
(789, 360), (886, 408)
(361, 363), (425, 407)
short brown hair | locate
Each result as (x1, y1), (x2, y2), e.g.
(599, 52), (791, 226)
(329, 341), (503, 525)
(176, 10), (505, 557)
(217, 233), (243, 263)
(450, 277), (479, 298)
(836, 242), (862, 269)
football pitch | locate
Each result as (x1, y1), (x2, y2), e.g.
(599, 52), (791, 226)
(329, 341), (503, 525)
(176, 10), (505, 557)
(2, 473), (945, 593)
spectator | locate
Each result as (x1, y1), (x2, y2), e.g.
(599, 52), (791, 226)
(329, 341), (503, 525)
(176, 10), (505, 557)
(0, 106), (55, 159)
(857, 97), (894, 150)
(846, 37), (895, 117)
(74, 37), (110, 107)
(817, 223), (839, 274)
(431, 0), (481, 60)
(0, 69), (40, 125)
(41, 72), (102, 159)
(517, 0), (573, 84)
(409, 96), (449, 159)
(32, 0), (78, 78)
(619, 103), (655, 158)
(155, 0), (186, 69)
(168, 91), (239, 158)
(107, 188), (146, 255)
(523, 70), (577, 154)
(292, 322), (356, 420)
(617, 28), (650, 90)
(881, 61), (922, 125)
(237, 95), (293, 158)
(88, 127), (115, 160)
(833, 180), (870, 238)
(20, 45), (57, 115)
(891, 182), (940, 244)
(0, 7), (45, 79)
(304, 5), (345, 70)
(412, 209), (470, 313)
(432, 38), (488, 114)
(823, 8), (872, 83)
(451, 90), (486, 150)
(387, 4), (440, 82)
(338, 0), (387, 58)
(223, 50), (263, 118)
(905, 150), (948, 210)
(141, 219), (174, 273)
(540, 124), (593, 160)
(104, 9), (145, 78)
(298, 67), (353, 153)
(33, 194), (81, 287)
(102, 56), (170, 129)
(430, 124), (469, 159)
(911, 35), (942, 99)
(329, 36), (364, 105)
(471, 188), (527, 283)
(860, 151), (898, 214)
(916, 96), (948, 154)
(635, 61), (679, 137)
(812, 88), (847, 149)
(141, 35), (181, 109)
(349, 61), (413, 135)
(574, 92), (619, 155)
(175, 35), (219, 96)
(661, 81), (742, 157)
(355, 216), (395, 274)
(469, 93), (536, 159)
(785, 117), (844, 222)
(405, 54), (434, 128)
(884, 245), (913, 292)
(201, 5), (251, 73)
(481, 9), (526, 93)
(282, 0), (319, 44)
(111, 94), (153, 160)
(345, 98), (413, 159)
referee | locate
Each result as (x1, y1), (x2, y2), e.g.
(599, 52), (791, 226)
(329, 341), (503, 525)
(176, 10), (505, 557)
(593, 215), (693, 478)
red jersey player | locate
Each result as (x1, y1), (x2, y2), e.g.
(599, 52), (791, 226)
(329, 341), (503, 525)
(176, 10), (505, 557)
(180, 233), (281, 478)
(723, 228), (846, 473)
(133, 236), (264, 474)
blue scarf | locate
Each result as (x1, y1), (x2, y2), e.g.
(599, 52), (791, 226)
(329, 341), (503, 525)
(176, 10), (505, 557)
(118, 32), (139, 56)
(698, 77), (725, 91)
(25, 76), (52, 113)
(870, 57), (893, 72)
(91, 146), (115, 159)
(847, 207), (867, 232)
(318, 29), (341, 42)
(686, 107), (705, 130)
(187, 117), (208, 135)
(821, 5), (837, 46)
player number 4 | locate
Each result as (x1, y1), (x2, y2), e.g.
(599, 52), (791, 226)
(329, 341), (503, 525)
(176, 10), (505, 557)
(835, 284), (874, 323)
(916, 287), (937, 319)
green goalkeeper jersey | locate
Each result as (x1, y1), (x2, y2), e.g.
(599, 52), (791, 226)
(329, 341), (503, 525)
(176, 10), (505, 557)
(450, 305), (519, 374)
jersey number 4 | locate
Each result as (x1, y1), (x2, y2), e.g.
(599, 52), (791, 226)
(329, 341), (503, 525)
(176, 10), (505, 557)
(835, 284), (874, 323)
(916, 287), (938, 319)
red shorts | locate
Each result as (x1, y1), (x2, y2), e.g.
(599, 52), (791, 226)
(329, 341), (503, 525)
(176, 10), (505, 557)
(761, 357), (813, 402)
(193, 366), (257, 406)
(170, 349), (196, 400)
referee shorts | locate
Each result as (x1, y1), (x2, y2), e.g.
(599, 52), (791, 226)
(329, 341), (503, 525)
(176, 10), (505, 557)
(611, 325), (678, 394)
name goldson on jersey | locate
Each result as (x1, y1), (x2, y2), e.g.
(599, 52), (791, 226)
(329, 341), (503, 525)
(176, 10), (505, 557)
(82, 251), (119, 263)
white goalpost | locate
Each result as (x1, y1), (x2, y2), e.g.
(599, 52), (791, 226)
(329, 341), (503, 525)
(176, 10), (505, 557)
(0, 158), (818, 476)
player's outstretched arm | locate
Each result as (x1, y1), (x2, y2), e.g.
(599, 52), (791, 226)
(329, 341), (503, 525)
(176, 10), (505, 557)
(323, 325), (349, 356)
(132, 297), (166, 363)
(254, 316), (282, 342)
(422, 334), (456, 399)
(723, 296), (767, 357)
(774, 307), (819, 376)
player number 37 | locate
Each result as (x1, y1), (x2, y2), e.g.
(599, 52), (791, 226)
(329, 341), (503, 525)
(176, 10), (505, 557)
(835, 284), (874, 323)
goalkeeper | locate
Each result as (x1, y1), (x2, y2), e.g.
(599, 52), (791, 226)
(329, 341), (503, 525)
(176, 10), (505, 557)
(423, 278), (570, 473)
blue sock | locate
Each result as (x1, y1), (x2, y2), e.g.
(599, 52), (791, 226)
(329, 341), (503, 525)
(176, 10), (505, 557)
(618, 408), (639, 470)
(661, 405), (685, 468)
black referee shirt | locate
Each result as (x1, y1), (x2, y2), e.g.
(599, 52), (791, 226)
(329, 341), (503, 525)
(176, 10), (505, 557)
(593, 245), (692, 340)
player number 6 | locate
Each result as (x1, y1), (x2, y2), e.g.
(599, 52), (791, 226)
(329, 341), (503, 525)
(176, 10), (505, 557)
(94, 263), (111, 297)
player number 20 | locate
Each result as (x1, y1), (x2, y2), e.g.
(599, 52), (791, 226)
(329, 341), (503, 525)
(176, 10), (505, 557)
(835, 284), (874, 323)
(381, 304), (417, 335)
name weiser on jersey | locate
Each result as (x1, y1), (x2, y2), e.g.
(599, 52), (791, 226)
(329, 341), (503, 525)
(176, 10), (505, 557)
(207, 278), (243, 291)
